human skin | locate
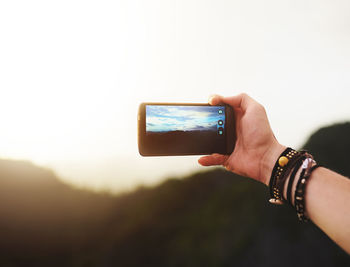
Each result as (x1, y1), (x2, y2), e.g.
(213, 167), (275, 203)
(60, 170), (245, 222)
(198, 93), (350, 254)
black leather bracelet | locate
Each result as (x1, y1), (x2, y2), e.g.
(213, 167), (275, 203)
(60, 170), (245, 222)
(274, 153), (304, 201)
(269, 147), (292, 198)
(269, 148), (300, 203)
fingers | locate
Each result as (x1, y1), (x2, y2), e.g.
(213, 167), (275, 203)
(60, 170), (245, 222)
(209, 93), (257, 111)
(198, 153), (229, 166)
(208, 94), (224, 105)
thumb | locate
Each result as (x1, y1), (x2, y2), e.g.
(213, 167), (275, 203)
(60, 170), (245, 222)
(198, 153), (228, 166)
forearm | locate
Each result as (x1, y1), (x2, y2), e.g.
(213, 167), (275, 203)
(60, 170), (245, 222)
(261, 144), (350, 253)
(305, 167), (350, 254)
(200, 93), (350, 254)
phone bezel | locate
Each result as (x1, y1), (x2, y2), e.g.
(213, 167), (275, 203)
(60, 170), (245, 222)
(138, 102), (235, 156)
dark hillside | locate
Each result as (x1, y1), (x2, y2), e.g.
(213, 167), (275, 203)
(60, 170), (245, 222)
(302, 122), (350, 176)
(0, 122), (349, 266)
(0, 159), (115, 265)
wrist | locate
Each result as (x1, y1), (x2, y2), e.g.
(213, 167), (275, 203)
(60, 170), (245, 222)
(259, 142), (287, 186)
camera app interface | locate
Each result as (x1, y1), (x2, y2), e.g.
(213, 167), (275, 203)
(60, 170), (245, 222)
(145, 105), (226, 154)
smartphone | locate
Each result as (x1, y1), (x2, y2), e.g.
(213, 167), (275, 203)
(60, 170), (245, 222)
(138, 103), (235, 156)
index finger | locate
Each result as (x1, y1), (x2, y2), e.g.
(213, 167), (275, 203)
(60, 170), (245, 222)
(209, 93), (255, 111)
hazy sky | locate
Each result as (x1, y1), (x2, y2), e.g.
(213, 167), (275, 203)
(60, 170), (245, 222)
(0, 0), (349, 192)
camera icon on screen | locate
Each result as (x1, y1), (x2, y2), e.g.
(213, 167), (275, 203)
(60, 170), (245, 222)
(218, 127), (224, 135)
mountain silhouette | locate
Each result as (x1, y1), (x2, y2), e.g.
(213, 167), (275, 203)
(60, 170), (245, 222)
(302, 122), (350, 176)
(0, 122), (349, 266)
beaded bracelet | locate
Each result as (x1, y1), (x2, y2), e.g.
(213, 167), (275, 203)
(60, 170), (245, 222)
(294, 158), (320, 222)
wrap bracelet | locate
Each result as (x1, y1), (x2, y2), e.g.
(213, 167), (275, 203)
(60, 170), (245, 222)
(268, 147), (320, 222)
(269, 147), (300, 204)
(275, 153), (306, 202)
(286, 155), (306, 205)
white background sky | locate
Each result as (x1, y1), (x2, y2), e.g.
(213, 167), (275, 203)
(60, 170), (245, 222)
(0, 0), (349, 193)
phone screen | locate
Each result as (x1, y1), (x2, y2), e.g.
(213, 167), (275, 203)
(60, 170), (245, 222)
(143, 105), (227, 155)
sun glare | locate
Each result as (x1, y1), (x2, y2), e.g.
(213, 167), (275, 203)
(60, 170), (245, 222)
(1, 0), (350, 192)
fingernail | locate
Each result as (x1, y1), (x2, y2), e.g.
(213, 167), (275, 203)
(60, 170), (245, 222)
(208, 95), (216, 104)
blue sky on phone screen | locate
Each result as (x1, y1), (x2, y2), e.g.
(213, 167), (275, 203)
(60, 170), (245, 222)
(146, 106), (225, 132)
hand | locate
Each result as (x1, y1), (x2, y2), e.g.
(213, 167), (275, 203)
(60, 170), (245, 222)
(198, 93), (285, 185)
